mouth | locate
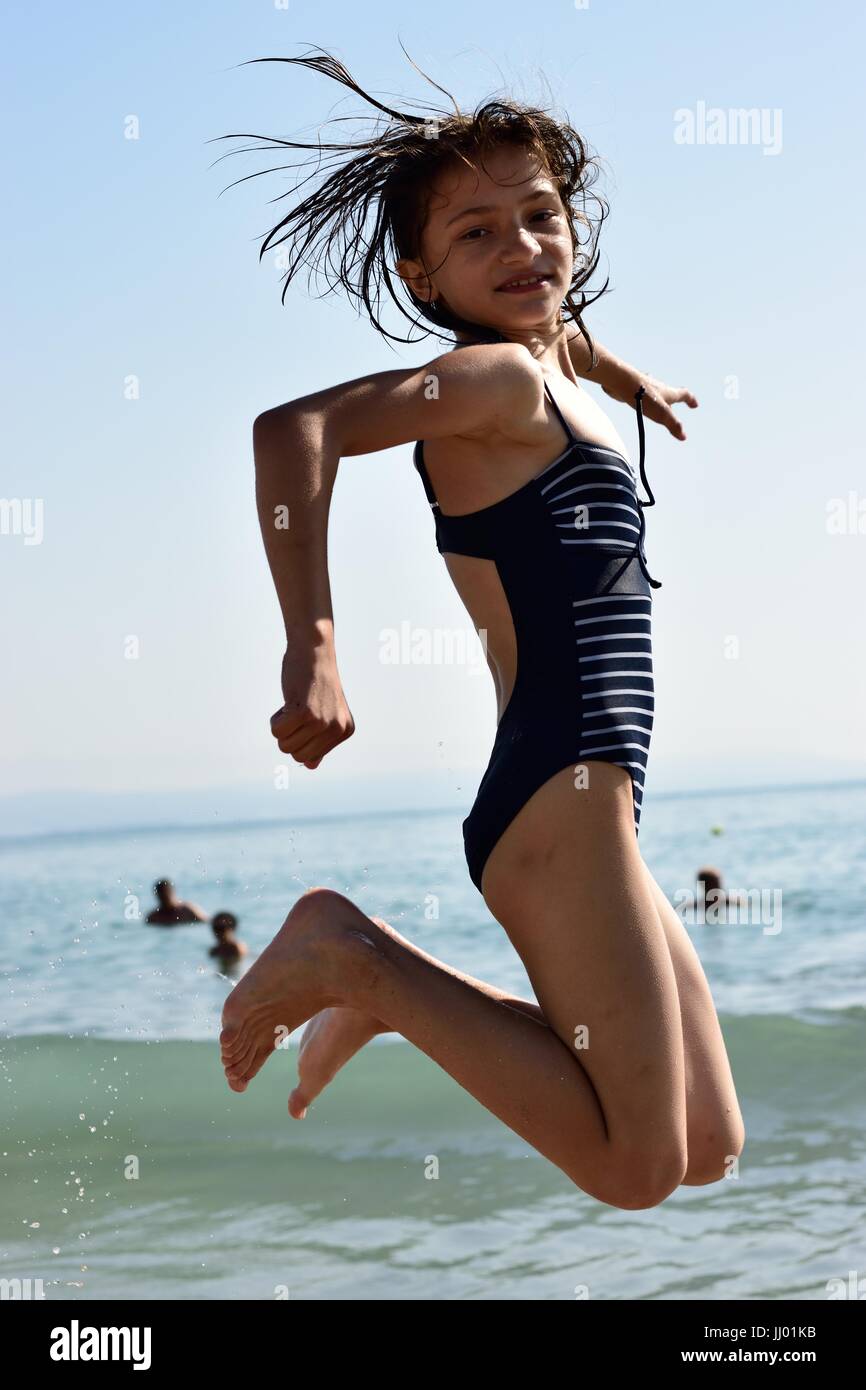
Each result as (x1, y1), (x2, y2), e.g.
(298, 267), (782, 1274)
(495, 273), (553, 294)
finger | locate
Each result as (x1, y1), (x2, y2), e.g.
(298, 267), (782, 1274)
(272, 720), (333, 762)
(643, 396), (687, 441)
(273, 719), (326, 757)
(669, 388), (699, 408)
(273, 722), (322, 756)
(271, 706), (333, 751)
(290, 726), (348, 764)
(270, 706), (310, 739)
(287, 728), (331, 762)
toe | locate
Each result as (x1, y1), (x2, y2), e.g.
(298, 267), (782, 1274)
(230, 1045), (270, 1089)
(219, 1023), (246, 1055)
(289, 1087), (309, 1119)
(224, 1038), (257, 1074)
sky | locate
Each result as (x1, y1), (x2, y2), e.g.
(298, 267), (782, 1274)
(2, 0), (864, 835)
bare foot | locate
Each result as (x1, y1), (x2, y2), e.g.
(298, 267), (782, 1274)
(287, 914), (393, 1118)
(289, 1006), (389, 1118)
(219, 889), (383, 1094)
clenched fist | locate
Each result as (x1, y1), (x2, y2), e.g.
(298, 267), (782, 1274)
(270, 642), (355, 770)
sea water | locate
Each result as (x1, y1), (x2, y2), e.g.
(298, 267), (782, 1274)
(1, 781), (864, 1300)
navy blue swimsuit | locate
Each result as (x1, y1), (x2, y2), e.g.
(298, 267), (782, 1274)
(413, 375), (661, 896)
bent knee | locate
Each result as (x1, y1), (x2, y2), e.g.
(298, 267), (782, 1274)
(584, 1144), (688, 1210)
(288, 885), (353, 922)
(683, 1119), (746, 1187)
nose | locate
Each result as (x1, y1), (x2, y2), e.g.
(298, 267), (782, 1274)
(498, 223), (544, 259)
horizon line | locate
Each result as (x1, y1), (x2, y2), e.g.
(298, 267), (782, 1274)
(0, 774), (864, 848)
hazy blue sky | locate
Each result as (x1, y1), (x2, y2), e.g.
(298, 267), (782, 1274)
(2, 0), (864, 832)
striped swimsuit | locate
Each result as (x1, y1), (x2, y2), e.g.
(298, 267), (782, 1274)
(413, 377), (662, 896)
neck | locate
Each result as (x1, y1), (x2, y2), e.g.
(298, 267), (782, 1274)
(455, 318), (575, 376)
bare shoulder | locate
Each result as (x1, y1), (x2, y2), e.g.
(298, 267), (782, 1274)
(430, 341), (544, 443)
(432, 340), (543, 400)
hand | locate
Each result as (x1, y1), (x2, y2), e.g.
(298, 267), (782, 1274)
(629, 376), (698, 442)
(270, 643), (355, 770)
(565, 332), (698, 442)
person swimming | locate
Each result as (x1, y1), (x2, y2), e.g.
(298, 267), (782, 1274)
(209, 912), (248, 965)
(676, 866), (748, 921)
(145, 878), (209, 926)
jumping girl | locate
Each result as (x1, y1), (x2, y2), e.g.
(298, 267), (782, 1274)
(216, 48), (744, 1209)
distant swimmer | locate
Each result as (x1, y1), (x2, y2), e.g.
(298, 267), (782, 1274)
(145, 878), (209, 926)
(676, 865), (748, 919)
(209, 912), (248, 965)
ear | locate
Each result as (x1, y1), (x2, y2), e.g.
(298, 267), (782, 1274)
(396, 256), (433, 304)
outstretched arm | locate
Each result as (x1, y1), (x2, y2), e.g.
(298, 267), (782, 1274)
(565, 327), (698, 440)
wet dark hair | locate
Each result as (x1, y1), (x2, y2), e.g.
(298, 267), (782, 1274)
(211, 44), (610, 359)
(212, 912), (238, 934)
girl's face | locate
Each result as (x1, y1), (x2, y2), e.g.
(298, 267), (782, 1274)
(399, 143), (576, 339)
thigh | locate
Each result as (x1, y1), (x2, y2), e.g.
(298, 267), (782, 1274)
(481, 760), (688, 1159)
(640, 861), (745, 1174)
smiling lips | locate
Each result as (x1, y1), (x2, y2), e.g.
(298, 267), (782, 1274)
(496, 273), (552, 293)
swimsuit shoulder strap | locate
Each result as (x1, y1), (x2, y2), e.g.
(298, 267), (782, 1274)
(542, 378), (577, 445)
(416, 372), (574, 509)
(416, 351), (576, 510)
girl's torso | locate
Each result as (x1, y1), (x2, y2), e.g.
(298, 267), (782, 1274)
(413, 362), (650, 723)
(419, 369), (631, 517)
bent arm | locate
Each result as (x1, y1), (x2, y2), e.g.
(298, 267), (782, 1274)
(253, 343), (540, 638)
(253, 407), (354, 770)
(253, 344), (540, 766)
(253, 407), (340, 644)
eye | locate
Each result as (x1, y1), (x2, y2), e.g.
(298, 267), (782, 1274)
(459, 210), (559, 241)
